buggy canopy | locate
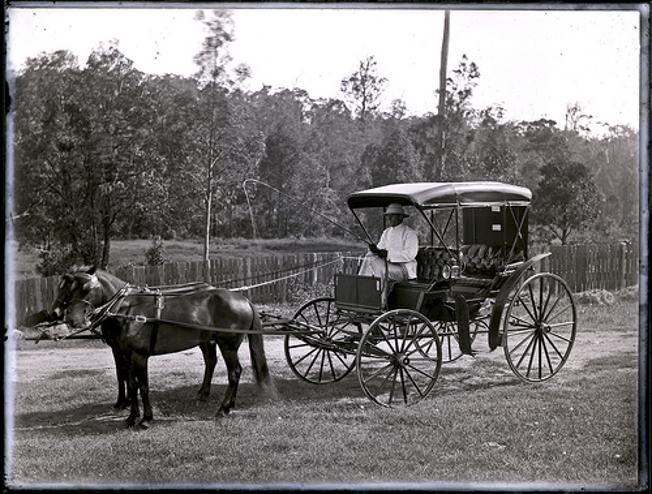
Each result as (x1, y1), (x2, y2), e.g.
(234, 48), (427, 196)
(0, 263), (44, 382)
(347, 182), (532, 209)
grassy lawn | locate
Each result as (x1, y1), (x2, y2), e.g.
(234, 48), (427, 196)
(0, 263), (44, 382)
(11, 237), (362, 279)
(6, 301), (641, 489)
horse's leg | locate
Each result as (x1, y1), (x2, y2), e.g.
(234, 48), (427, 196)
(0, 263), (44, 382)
(110, 344), (129, 410)
(215, 338), (242, 417)
(133, 353), (154, 429)
(197, 342), (218, 402)
(125, 356), (140, 428)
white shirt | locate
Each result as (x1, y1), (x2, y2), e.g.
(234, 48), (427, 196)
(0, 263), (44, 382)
(377, 223), (419, 279)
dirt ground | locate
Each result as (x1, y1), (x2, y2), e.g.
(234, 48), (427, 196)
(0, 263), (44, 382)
(9, 319), (639, 397)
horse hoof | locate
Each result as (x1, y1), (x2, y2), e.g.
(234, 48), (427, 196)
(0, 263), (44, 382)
(125, 416), (138, 428)
(215, 408), (230, 418)
(138, 419), (151, 430)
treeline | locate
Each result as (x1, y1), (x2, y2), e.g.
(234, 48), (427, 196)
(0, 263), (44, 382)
(10, 11), (638, 274)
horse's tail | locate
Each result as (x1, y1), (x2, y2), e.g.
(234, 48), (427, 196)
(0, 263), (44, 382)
(247, 302), (277, 399)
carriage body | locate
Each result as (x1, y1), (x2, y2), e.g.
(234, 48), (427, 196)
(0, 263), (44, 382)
(284, 182), (577, 407)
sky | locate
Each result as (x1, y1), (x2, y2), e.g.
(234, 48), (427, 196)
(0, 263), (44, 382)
(6, 4), (644, 132)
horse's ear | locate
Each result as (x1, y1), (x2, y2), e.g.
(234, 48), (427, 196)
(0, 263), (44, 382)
(82, 274), (100, 292)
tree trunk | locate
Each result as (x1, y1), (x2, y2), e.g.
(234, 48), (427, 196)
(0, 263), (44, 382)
(434, 10), (450, 181)
(100, 221), (111, 269)
(203, 188), (212, 262)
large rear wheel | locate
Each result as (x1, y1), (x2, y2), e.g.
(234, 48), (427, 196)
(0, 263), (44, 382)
(356, 309), (442, 407)
(503, 273), (576, 382)
(284, 297), (360, 384)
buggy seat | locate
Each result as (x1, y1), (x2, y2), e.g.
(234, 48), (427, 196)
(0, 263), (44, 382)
(416, 246), (456, 282)
(453, 244), (525, 294)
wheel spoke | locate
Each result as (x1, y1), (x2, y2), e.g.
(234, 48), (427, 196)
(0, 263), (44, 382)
(541, 335), (554, 375)
(525, 334), (538, 377)
(541, 293), (563, 321)
(402, 368), (425, 398)
(399, 367), (408, 404)
(362, 362), (395, 382)
(516, 295), (538, 324)
(509, 329), (537, 354)
(313, 303), (323, 327)
(292, 345), (320, 366)
(527, 283), (539, 321)
(515, 332), (538, 369)
(540, 280), (554, 322)
(388, 367), (399, 405)
(509, 313), (537, 328)
(548, 331), (573, 344)
(547, 302), (574, 324)
(405, 362), (437, 379)
(304, 348), (322, 376)
(543, 331), (565, 360)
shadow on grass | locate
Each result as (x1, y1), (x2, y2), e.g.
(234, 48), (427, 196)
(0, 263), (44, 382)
(12, 357), (531, 435)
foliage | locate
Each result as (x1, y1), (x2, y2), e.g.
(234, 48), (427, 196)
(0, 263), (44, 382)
(144, 236), (168, 266)
(532, 159), (603, 244)
(340, 56), (387, 121)
(11, 28), (639, 270)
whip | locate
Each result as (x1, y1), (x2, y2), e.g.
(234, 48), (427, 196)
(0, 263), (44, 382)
(242, 178), (368, 242)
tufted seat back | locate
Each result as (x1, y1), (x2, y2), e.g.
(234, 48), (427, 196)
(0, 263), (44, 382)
(416, 247), (456, 281)
(460, 244), (524, 277)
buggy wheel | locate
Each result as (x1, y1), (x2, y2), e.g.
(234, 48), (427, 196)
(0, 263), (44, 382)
(356, 310), (442, 407)
(503, 273), (576, 382)
(434, 319), (484, 363)
(284, 297), (361, 384)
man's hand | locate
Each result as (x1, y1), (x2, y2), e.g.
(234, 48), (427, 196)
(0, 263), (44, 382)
(368, 243), (378, 253)
(377, 249), (388, 258)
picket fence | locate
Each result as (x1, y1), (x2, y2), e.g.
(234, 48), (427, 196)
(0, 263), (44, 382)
(13, 242), (639, 324)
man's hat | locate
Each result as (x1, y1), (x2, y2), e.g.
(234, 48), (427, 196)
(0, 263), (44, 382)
(383, 203), (409, 217)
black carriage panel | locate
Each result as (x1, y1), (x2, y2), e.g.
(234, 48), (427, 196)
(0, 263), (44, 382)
(462, 206), (528, 261)
(334, 274), (383, 313)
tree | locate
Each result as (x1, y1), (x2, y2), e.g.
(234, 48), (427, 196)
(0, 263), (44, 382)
(192, 9), (259, 259)
(340, 56), (387, 122)
(532, 159), (603, 244)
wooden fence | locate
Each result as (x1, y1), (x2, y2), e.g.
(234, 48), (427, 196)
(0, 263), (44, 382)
(12, 242), (639, 324)
(12, 252), (363, 324)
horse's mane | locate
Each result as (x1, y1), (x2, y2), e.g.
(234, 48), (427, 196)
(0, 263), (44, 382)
(68, 265), (125, 288)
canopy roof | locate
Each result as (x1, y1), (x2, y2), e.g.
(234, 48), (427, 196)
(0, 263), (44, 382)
(347, 182), (532, 209)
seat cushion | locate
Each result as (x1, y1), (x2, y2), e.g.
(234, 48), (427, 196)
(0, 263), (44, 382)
(460, 244), (524, 277)
(416, 247), (456, 281)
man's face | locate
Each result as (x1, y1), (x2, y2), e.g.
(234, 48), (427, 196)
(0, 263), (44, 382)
(386, 214), (404, 227)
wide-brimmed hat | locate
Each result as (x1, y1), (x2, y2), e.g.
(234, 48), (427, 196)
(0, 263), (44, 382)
(383, 203), (409, 217)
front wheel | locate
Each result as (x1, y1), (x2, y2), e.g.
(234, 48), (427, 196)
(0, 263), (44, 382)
(356, 309), (442, 407)
(284, 297), (360, 384)
(503, 273), (577, 382)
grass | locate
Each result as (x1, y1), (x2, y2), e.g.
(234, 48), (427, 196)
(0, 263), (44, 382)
(6, 301), (641, 488)
(11, 237), (362, 279)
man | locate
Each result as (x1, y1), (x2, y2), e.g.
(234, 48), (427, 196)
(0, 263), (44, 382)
(358, 203), (419, 308)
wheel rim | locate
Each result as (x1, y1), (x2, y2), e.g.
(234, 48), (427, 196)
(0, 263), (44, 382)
(284, 298), (360, 384)
(356, 310), (442, 407)
(503, 273), (577, 382)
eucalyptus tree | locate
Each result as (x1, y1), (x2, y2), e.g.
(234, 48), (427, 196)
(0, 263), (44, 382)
(12, 50), (88, 271)
(340, 55), (387, 122)
(192, 9), (262, 257)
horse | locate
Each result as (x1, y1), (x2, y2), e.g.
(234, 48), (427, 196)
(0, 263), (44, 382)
(51, 267), (218, 411)
(60, 266), (275, 428)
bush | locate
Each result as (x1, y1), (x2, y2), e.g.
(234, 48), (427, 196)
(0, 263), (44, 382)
(144, 236), (167, 266)
(286, 279), (333, 305)
(36, 242), (92, 277)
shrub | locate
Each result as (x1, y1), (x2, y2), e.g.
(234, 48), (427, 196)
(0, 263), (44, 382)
(144, 236), (167, 266)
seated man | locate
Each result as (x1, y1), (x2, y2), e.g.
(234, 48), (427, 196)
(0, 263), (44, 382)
(358, 203), (419, 307)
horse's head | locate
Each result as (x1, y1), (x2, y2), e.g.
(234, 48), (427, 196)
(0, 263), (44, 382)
(53, 266), (104, 328)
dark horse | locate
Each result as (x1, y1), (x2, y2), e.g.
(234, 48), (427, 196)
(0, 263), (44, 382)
(51, 268), (218, 411)
(59, 267), (275, 428)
